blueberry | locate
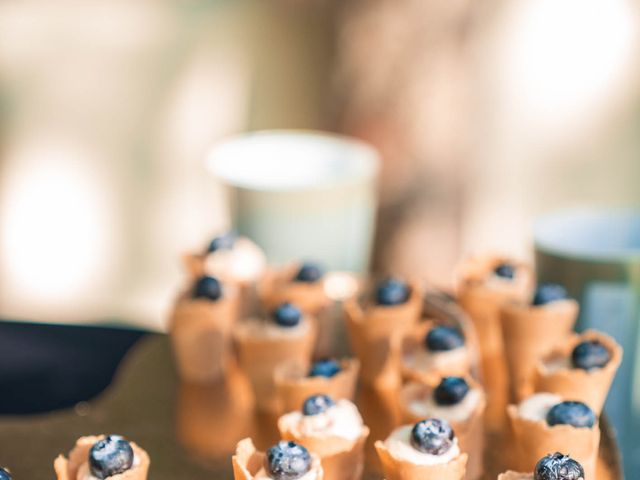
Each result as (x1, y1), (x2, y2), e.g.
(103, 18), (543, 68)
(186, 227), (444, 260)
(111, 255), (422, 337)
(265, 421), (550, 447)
(302, 394), (335, 416)
(308, 359), (341, 378)
(89, 435), (134, 480)
(294, 262), (324, 283)
(534, 452), (584, 480)
(425, 326), (464, 352)
(265, 441), (312, 480)
(434, 377), (469, 405)
(273, 303), (302, 328)
(410, 418), (454, 455)
(0, 468), (11, 480)
(533, 283), (569, 306)
(206, 231), (236, 253)
(493, 262), (515, 279)
(192, 275), (222, 301)
(375, 278), (410, 306)
(571, 340), (611, 370)
(546, 401), (596, 428)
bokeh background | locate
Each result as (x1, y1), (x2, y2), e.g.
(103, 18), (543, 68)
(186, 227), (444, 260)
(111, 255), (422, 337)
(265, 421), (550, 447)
(0, 0), (639, 332)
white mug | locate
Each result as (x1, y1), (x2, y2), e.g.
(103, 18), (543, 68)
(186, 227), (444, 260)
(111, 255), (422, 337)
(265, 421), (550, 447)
(206, 130), (380, 273)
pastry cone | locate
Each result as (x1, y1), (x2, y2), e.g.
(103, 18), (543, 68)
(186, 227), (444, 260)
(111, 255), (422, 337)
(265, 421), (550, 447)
(278, 423), (369, 480)
(345, 281), (422, 388)
(500, 299), (578, 401)
(234, 319), (317, 412)
(274, 359), (359, 413)
(232, 438), (324, 480)
(374, 440), (467, 480)
(54, 436), (150, 480)
(507, 405), (599, 479)
(176, 370), (253, 457)
(260, 264), (331, 315)
(399, 381), (486, 480)
(402, 322), (473, 385)
(456, 255), (534, 428)
(169, 288), (239, 383)
(533, 330), (622, 413)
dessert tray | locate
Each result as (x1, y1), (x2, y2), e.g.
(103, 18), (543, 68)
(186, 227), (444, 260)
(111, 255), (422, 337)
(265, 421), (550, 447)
(0, 290), (622, 479)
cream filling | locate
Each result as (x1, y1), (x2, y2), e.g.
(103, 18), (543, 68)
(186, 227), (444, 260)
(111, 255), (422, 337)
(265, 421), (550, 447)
(204, 237), (266, 283)
(253, 467), (319, 480)
(384, 425), (460, 465)
(517, 393), (563, 422)
(77, 454), (140, 480)
(408, 388), (482, 423)
(405, 347), (467, 372)
(237, 317), (311, 339)
(279, 400), (364, 441)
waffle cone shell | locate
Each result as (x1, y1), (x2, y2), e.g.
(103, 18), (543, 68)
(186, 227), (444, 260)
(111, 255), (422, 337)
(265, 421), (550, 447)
(345, 282), (421, 388)
(456, 255), (534, 359)
(234, 320), (317, 412)
(278, 422), (369, 480)
(260, 264), (331, 315)
(500, 299), (578, 401)
(533, 330), (622, 414)
(398, 380), (486, 480)
(54, 435), (150, 480)
(374, 440), (467, 480)
(169, 291), (239, 383)
(507, 405), (599, 479)
(232, 438), (323, 480)
(456, 256), (533, 429)
(274, 359), (359, 413)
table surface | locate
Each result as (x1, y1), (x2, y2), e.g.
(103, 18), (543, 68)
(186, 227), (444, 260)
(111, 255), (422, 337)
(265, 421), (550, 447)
(0, 332), (623, 479)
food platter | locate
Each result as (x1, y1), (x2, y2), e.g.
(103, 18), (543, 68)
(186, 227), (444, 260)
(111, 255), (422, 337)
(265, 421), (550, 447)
(0, 290), (623, 479)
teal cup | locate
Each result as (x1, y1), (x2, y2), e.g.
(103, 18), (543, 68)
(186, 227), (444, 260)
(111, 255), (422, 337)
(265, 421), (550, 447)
(534, 209), (640, 476)
(206, 130), (380, 273)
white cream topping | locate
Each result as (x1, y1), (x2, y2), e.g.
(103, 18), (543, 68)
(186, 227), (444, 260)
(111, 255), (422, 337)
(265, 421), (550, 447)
(77, 454), (140, 480)
(204, 237), (266, 283)
(279, 400), (364, 441)
(408, 388), (482, 423)
(406, 347), (468, 372)
(253, 467), (319, 480)
(517, 393), (563, 421)
(237, 317), (311, 339)
(384, 425), (460, 465)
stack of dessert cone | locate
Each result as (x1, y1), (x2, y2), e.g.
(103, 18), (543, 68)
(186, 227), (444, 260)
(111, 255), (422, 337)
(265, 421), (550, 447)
(398, 380), (486, 480)
(232, 438), (324, 480)
(456, 256), (534, 428)
(500, 298), (578, 401)
(278, 423), (369, 480)
(533, 330), (622, 414)
(374, 440), (468, 480)
(234, 320), (317, 413)
(507, 405), (600, 479)
(169, 288), (239, 383)
(274, 359), (360, 413)
(54, 436), (150, 480)
(344, 281), (422, 389)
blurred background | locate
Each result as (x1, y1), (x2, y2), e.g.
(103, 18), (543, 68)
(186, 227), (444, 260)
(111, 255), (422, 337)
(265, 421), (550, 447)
(0, 0), (639, 331)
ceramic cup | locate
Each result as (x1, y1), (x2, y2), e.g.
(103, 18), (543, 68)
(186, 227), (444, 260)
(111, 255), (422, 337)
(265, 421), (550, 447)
(534, 208), (640, 477)
(206, 130), (380, 273)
